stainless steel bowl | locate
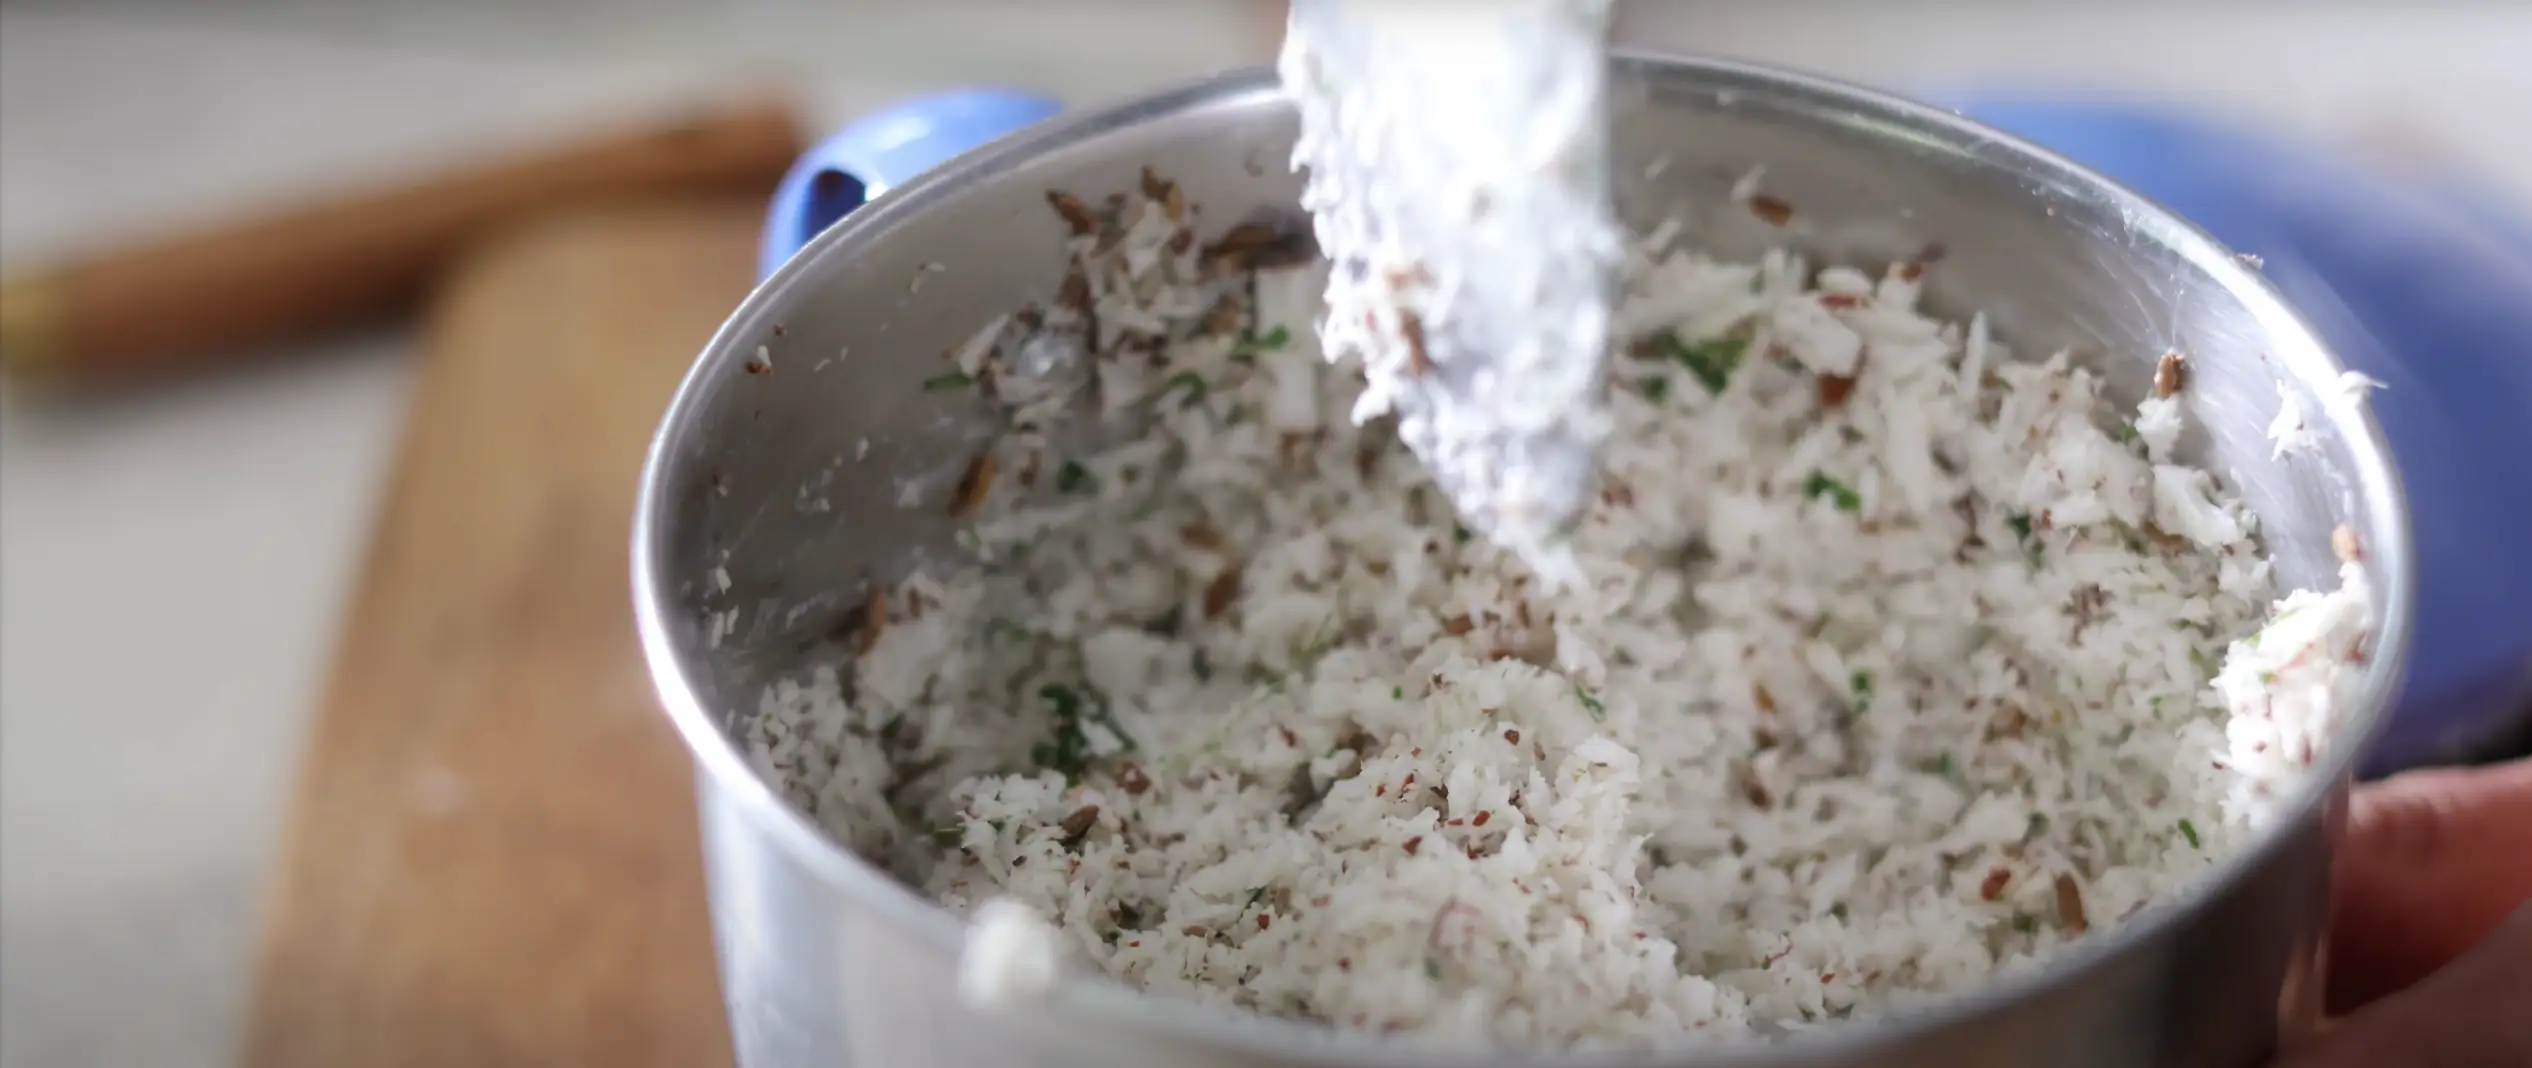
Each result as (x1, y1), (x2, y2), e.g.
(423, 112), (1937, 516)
(633, 55), (2412, 1068)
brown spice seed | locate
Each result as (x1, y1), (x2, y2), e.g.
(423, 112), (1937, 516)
(1181, 522), (1229, 551)
(949, 451), (996, 519)
(2154, 351), (2188, 398)
(856, 586), (888, 654)
(1203, 564), (1244, 620)
(1257, 914), (1271, 931)
(1472, 811), (1492, 827)
(1202, 297), (1246, 337)
(2054, 874), (2089, 934)
(1117, 763), (1152, 796)
(1046, 190), (1098, 236)
(1820, 292), (1862, 309)
(1059, 806), (1101, 838)
(1747, 194), (1795, 227)
(1816, 373), (1858, 409)
(1981, 867), (2012, 902)
(1753, 685), (1778, 713)
(1442, 614), (1475, 637)
(1204, 222), (1283, 267)
(1403, 836), (1423, 856)
(1503, 729), (1521, 744)
(1400, 310), (1434, 377)
(1896, 260), (1927, 282)
(1057, 267), (1092, 313)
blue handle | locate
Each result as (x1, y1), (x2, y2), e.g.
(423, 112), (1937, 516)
(1944, 94), (2532, 774)
(759, 88), (1063, 280)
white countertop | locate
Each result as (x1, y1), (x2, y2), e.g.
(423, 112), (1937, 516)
(1, 5), (2523, 1067)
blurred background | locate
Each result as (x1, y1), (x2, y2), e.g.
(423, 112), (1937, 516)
(1, 2), (2525, 1067)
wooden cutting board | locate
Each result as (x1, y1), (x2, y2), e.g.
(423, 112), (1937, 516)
(241, 200), (759, 1068)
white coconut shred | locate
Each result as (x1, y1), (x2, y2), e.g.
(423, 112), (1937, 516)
(742, 172), (2377, 1045)
(1278, 0), (1624, 572)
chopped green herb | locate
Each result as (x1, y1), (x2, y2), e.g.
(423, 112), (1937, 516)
(1849, 669), (1874, 707)
(1234, 324), (1292, 356)
(1804, 471), (1862, 513)
(2115, 420), (2142, 445)
(1055, 460), (1097, 495)
(920, 371), (974, 392)
(1393, 686), (1404, 700)
(1245, 886), (1268, 909)
(927, 822), (965, 846)
(2178, 818), (2202, 849)
(1453, 523), (1473, 545)
(1191, 649), (1213, 682)
(1161, 371), (1208, 407)
(1029, 683), (1135, 783)
(1927, 752), (1957, 778)
(1641, 375), (1672, 405)
(1659, 333), (1747, 394)
(1829, 903), (1850, 921)
(2013, 913), (2040, 935)
(2188, 646), (2216, 677)
(2003, 510), (2044, 565)
(1574, 685), (1607, 720)
(1424, 958), (1444, 981)
(2027, 813), (2050, 838)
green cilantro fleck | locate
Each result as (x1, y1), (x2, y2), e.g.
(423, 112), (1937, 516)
(1161, 371), (1207, 407)
(1453, 523), (1474, 545)
(1393, 686), (1404, 700)
(1927, 752), (1957, 778)
(921, 371), (974, 392)
(1641, 375), (1673, 405)
(1234, 325), (1292, 358)
(927, 822), (965, 846)
(1055, 460), (1097, 495)
(2188, 646), (2216, 677)
(2178, 818), (2202, 849)
(1659, 333), (1747, 394)
(1829, 903), (1850, 921)
(2006, 511), (2035, 542)
(2027, 813), (2050, 838)
(1424, 958), (1444, 981)
(1804, 471), (1862, 513)
(1029, 683), (1135, 783)
(2013, 913), (2040, 935)
(1245, 886), (1268, 909)
(1849, 669), (1874, 707)
(1574, 684), (1607, 720)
